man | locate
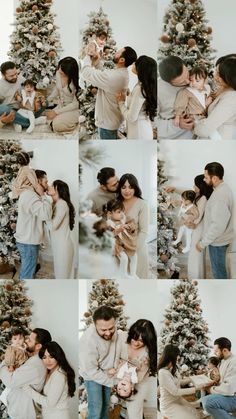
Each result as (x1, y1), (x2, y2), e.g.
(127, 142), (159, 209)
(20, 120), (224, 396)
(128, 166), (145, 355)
(0, 61), (30, 130)
(81, 46), (137, 139)
(79, 306), (119, 419)
(87, 167), (119, 215)
(15, 169), (52, 279)
(196, 162), (234, 279)
(158, 55), (194, 139)
(0, 328), (52, 419)
(202, 337), (236, 418)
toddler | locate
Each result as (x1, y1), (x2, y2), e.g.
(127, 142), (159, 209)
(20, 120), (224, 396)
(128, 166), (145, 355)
(12, 151), (38, 199)
(14, 79), (47, 134)
(206, 356), (220, 386)
(173, 190), (199, 253)
(104, 199), (138, 279)
(174, 66), (221, 140)
(86, 30), (107, 61)
(108, 361), (138, 399)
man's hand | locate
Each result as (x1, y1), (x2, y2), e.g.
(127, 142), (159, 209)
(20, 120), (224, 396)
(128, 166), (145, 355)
(179, 116), (194, 131)
(0, 111), (15, 125)
(116, 91), (126, 103)
(196, 242), (203, 252)
(45, 110), (57, 120)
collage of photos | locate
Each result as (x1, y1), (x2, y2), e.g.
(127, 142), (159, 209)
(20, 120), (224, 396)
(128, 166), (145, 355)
(1, 0), (236, 418)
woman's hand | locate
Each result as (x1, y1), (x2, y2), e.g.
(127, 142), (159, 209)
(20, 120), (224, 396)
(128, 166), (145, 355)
(116, 91), (126, 103)
(46, 110), (57, 120)
(184, 221), (196, 229)
(164, 186), (176, 193)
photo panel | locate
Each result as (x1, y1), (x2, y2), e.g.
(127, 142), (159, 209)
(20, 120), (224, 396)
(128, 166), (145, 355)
(79, 140), (157, 279)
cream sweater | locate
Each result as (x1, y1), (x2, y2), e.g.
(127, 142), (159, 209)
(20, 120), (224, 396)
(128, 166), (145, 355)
(81, 55), (129, 130)
(0, 74), (25, 108)
(87, 186), (117, 216)
(211, 354), (236, 395)
(159, 368), (195, 412)
(200, 182), (234, 248)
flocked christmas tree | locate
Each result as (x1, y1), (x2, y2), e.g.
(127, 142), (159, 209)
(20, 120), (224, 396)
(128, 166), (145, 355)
(158, 0), (216, 74)
(0, 140), (25, 271)
(159, 278), (211, 376)
(157, 155), (179, 278)
(0, 279), (33, 418)
(79, 8), (117, 139)
(8, 0), (62, 89)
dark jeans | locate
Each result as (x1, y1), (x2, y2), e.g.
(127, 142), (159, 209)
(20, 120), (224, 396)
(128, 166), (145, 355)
(209, 244), (229, 279)
(84, 380), (111, 419)
(16, 242), (39, 279)
(0, 104), (46, 128)
(98, 127), (118, 139)
(202, 394), (236, 418)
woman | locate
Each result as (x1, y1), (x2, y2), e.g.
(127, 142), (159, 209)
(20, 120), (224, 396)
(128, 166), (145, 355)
(194, 55), (236, 139)
(158, 344), (200, 419)
(116, 55), (157, 140)
(187, 175), (213, 279)
(115, 319), (157, 419)
(46, 57), (79, 133)
(24, 341), (76, 419)
(117, 174), (149, 278)
(48, 180), (75, 279)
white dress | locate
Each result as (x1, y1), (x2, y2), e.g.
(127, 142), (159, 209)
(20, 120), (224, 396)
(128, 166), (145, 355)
(188, 196), (207, 279)
(119, 83), (153, 139)
(158, 368), (200, 419)
(50, 199), (74, 279)
(24, 368), (71, 419)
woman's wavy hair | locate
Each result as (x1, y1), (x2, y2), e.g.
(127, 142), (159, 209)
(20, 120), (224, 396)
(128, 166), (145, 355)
(39, 341), (75, 397)
(127, 319), (157, 376)
(58, 56), (79, 100)
(135, 55), (157, 121)
(53, 180), (75, 230)
(158, 344), (180, 376)
(117, 174), (142, 200)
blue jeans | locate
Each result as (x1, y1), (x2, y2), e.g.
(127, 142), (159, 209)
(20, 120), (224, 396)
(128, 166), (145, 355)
(16, 242), (39, 279)
(98, 128), (118, 139)
(202, 394), (236, 418)
(209, 244), (229, 279)
(0, 104), (45, 128)
(85, 380), (111, 419)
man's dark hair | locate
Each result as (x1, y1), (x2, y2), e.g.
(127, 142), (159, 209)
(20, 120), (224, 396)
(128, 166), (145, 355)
(159, 56), (184, 83)
(97, 167), (115, 185)
(33, 328), (52, 345)
(214, 337), (231, 351)
(0, 61), (16, 75)
(93, 306), (118, 323)
(122, 47), (137, 68)
(205, 162), (224, 179)
(181, 190), (196, 203)
(35, 170), (47, 180)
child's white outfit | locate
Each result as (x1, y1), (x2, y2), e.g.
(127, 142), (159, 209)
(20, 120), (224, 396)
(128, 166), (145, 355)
(107, 216), (138, 279)
(117, 361), (138, 384)
(174, 84), (222, 140)
(173, 203), (199, 253)
(12, 165), (38, 199)
(14, 89), (46, 133)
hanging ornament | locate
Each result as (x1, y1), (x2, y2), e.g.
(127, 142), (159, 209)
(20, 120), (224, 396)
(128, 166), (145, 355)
(16, 7), (23, 13)
(42, 76), (50, 85)
(91, 87), (98, 96)
(160, 254), (169, 263)
(36, 42), (43, 49)
(48, 50), (56, 57)
(189, 0), (197, 3)
(32, 5), (38, 12)
(47, 23), (53, 30)
(15, 43), (22, 51)
(207, 26), (213, 34)
(176, 23), (184, 33)
(193, 280), (198, 286)
(79, 115), (86, 124)
(183, 318), (190, 324)
(188, 294), (194, 301)
(160, 34), (170, 43)
(189, 338), (196, 346)
(84, 311), (91, 318)
(188, 38), (197, 47)
(1, 321), (11, 329)
(181, 364), (189, 372)
(32, 26), (39, 34)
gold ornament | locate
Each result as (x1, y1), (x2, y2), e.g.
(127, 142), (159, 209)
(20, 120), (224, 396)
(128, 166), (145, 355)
(48, 50), (56, 58)
(32, 5), (38, 12)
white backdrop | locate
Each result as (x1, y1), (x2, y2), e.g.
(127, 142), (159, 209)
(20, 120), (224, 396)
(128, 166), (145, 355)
(157, 280), (236, 353)
(78, 279), (158, 407)
(159, 140), (236, 250)
(26, 280), (78, 417)
(157, 0), (236, 60)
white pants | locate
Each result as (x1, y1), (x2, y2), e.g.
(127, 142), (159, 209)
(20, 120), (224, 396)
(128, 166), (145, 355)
(118, 251), (138, 278)
(17, 108), (35, 128)
(174, 225), (193, 251)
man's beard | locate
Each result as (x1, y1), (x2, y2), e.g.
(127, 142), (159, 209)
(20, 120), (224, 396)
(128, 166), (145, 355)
(113, 56), (119, 64)
(7, 79), (17, 84)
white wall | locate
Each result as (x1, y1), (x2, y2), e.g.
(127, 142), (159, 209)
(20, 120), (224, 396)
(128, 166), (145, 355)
(79, 0), (157, 58)
(157, 280), (236, 352)
(78, 279), (157, 406)
(0, 1), (14, 63)
(157, 0), (236, 60)
(26, 280), (78, 417)
(159, 140), (236, 249)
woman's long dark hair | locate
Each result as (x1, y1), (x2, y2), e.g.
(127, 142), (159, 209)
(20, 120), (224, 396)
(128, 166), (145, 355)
(158, 344), (180, 377)
(58, 57), (79, 100)
(53, 180), (75, 230)
(39, 341), (76, 397)
(135, 55), (157, 121)
(117, 174), (143, 201)
(127, 319), (157, 376)
(194, 174), (213, 203)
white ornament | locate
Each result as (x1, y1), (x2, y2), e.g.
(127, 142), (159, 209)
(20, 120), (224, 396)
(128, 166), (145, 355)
(183, 318), (189, 324)
(91, 300), (99, 308)
(176, 23), (184, 33)
(181, 364), (189, 372)
(42, 76), (50, 85)
(188, 294), (194, 301)
(36, 42), (43, 49)
(79, 115), (86, 123)
(47, 23), (53, 30)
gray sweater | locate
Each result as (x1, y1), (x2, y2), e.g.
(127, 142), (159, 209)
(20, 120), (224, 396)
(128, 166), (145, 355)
(87, 186), (117, 216)
(211, 354), (236, 396)
(200, 182), (234, 248)
(0, 74), (25, 109)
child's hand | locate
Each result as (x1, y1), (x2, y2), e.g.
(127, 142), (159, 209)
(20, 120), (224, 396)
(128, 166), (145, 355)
(107, 368), (116, 376)
(206, 96), (213, 107)
(116, 91), (126, 103)
(174, 115), (180, 127)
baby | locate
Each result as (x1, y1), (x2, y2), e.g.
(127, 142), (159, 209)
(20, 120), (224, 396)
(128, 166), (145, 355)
(14, 79), (47, 134)
(108, 361), (138, 399)
(12, 151), (38, 199)
(104, 199), (138, 279)
(174, 66), (221, 140)
(206, 356), (220, 386)
(86, 30), (107, 61)
(173, 190), (199, 253)
(0, 329), (28, 406)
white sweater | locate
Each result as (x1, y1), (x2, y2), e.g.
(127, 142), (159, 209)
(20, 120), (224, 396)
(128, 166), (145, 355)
(81, 55), (129, 130)
(211, 354), (236, 395)
(15, 190), (52, 245)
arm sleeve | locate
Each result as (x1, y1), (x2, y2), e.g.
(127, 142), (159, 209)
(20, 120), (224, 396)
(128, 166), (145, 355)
(28, 195), (52, 222)
(54, 94), (78, 114)
(194, 197), (206, 225)
(81, 57), (114, 91)
(79, 341), (114, 387)
(0, 361), (41, 389)
(27, 170), (38, 190)
(194, 94), (236, 138)
(174, 89), (189, 116)
(211, 365), (236, 396)
(118, 86), (145, 123)
(200, 199), (231, 248)
(159, 369), (195, 397)
(137, 201), (149, 244)
(51, 201), (67, 231)
(47, 85), (60, 102)
(23, 372), (66, 407)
